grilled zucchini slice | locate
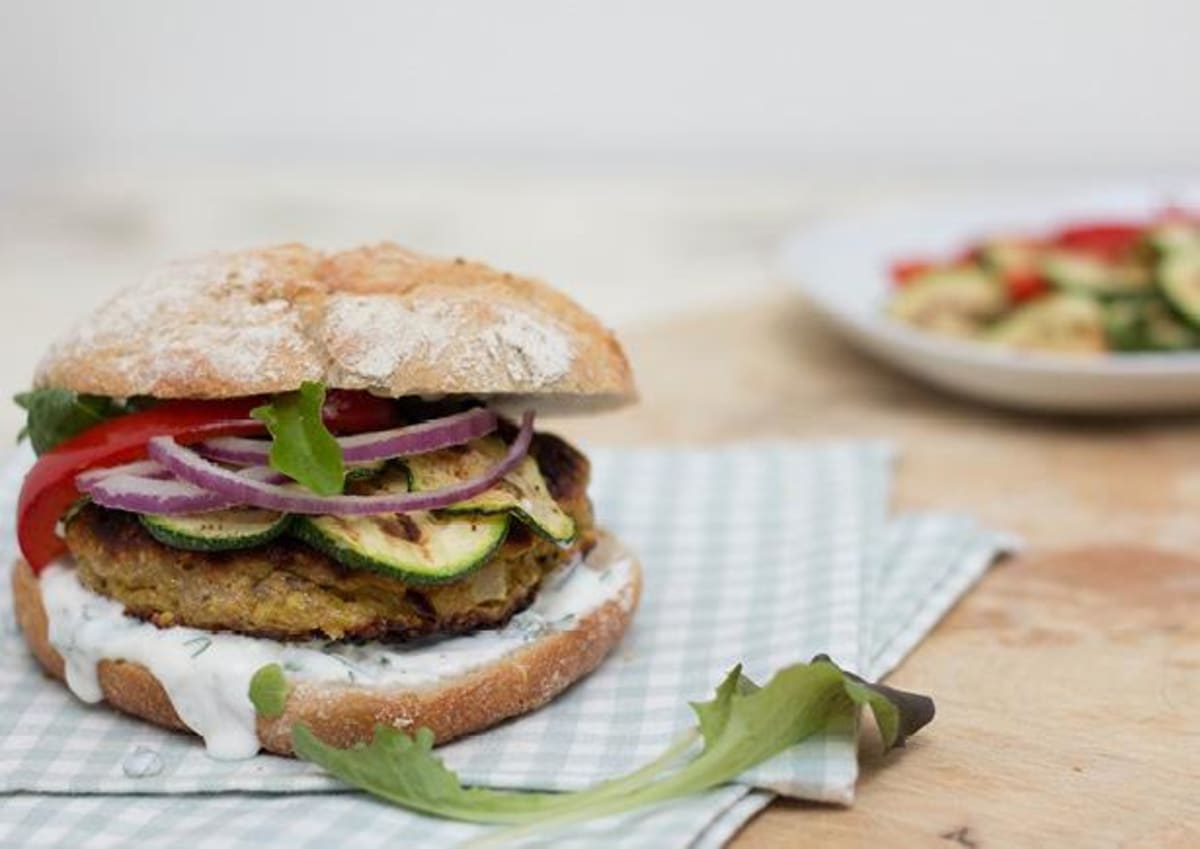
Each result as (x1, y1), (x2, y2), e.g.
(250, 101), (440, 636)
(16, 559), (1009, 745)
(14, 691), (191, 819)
(1101, 298), (1149, 351)
(292, 464), (509, 584)
(1041, 250), (1151, 299)
(887, 268), (1007, 337)
(1142, 298), (1200, 350)
(140, 508), (291, 552)
(988, 293), (1106, 354)
(405, 437), (577, 543)
(978, 238), (1041, 277)
(1158, 248), (1200, 331)
(1146, 222), (1200, 257)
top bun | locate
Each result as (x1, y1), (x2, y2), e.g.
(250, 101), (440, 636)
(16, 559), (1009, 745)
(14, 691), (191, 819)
(35, 243), (635, 411)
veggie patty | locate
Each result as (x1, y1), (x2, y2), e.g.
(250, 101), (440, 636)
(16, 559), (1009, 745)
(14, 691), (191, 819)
(62, 433), (594, 641)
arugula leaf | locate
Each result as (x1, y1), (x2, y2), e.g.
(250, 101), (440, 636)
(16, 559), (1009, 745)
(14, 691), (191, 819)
(252, 382), (345, 496)
(290, 657), (935, 835)
(14, 389), (129, 455)
(248, 663), (290, 718)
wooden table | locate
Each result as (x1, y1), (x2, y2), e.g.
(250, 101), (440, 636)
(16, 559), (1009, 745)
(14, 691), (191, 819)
(555, 298), (1200, 849)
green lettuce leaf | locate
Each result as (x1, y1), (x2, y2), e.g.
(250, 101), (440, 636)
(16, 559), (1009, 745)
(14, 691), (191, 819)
(252, 382), (344, 495)
(289, 656), (935, 836)
(14, 389), (130, 455)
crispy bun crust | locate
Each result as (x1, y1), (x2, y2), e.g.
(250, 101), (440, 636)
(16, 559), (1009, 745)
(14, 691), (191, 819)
(35, 243), (635, 409)
(11, 535), (641, 756)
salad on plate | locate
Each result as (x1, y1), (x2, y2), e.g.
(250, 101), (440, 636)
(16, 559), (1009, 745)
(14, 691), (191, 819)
(887, 211), (1200, 355)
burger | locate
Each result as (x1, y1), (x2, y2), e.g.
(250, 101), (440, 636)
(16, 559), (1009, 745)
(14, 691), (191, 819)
(10, 243), (641, 759)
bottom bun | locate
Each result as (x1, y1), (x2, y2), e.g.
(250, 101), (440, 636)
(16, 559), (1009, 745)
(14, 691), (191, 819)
(12, 532), (641, 757)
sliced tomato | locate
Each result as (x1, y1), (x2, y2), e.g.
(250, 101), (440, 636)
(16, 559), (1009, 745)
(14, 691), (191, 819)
(890, 259), (935, 288)
(1053, 222), (1144, 259)
(1004, 270), (1050, 304)
(17, 400), (265, 572)
(322, 389), (402, 434)
(17, 391), (403, 573)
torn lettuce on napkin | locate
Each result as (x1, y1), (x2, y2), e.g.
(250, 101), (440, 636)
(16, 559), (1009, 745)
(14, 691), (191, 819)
(285, 656), (934, 837)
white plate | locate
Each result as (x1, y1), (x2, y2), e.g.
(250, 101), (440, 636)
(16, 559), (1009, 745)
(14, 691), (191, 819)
(780, 184), (1200, 414)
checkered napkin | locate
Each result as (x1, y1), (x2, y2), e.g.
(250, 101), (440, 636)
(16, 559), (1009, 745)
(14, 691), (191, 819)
(0, 442), (1016, 848)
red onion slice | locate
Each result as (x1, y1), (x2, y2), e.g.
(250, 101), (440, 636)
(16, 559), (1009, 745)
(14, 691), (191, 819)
(78, 463), (291, 515)
(76, 460), (289, 488)
(148, 411), (535, 516)
(76, 460), (169, 488)
(81, 473), (240, 514)
(191, 437), (268, 466)
(198, 407), (498, 466)
(336, 407), (499, 462)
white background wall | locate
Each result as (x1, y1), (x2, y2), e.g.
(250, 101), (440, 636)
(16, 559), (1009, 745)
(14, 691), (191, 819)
(2, 0), (1199, 182)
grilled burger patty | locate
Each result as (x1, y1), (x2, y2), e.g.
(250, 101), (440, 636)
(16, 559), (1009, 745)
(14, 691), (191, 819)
(63, 433), (594, 641)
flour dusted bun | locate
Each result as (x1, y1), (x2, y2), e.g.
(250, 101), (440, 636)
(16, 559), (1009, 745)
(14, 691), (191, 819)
(35, 243), (636, 412)
(12, 534), (642, 756)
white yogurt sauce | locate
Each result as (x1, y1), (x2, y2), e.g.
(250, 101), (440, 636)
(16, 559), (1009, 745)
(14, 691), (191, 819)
(41, 546), (634, 761)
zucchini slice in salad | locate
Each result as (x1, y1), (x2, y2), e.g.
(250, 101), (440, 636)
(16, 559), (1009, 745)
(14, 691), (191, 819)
(292, 464), (510, 584)
(404, 437), (577, 543)
(1145, 222), (1200, 257)
(887, 268), (1007, 337)
(1158, 248), (1200, 331)
(1040, 250), (1151, 299)
(988, 293), (1107, 354)
(1101, 298), (1149, 351)
(140, 508), (291, 552)
(978, 238), (1041, 276)
(1142, 298), (1200, 350)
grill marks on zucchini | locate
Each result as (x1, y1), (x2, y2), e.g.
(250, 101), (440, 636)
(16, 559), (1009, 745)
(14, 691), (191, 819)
(294, 512), (511, 585)
(405, 437), (577, 544)
(293, 465), (510, 584)
(134, 436), (576, 584)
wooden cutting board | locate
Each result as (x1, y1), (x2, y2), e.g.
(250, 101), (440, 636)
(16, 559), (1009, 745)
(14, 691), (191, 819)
(553, 297), (1200, 847)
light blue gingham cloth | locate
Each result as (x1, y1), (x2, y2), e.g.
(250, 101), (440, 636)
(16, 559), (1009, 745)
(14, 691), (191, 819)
(0, 442), (1016, 848)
